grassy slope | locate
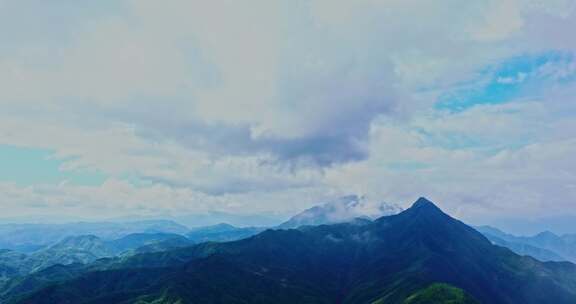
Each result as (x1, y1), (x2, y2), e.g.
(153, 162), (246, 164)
(402, 283), (479, 304)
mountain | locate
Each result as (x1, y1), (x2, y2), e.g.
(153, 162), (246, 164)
(7, 197), (576, 304)
(0, 220), (189, 253)
(0, 263), (87, 301)
(185, 197), (396, 242)
(169, 211), (284, 227)
(106, 232), (192, 255)
(118, 235), (194, 256)
(486, 234), (565, 262)
(476, 226), (565, 262)
(279, 194), (403, 228)
(186, 223), (265, 243)
(26, 235), (115, 273)
(476, 226), (576, 263)
(0, 232), (194, 289)
(28, 232), (198, 268)
(529, 231), (576, 261)
(0, 250), (28, 285)
(0, 235), (116, 293)
(482, 215), (576, 236)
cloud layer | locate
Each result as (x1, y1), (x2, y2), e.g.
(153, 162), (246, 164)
(0, 0), (575, 221)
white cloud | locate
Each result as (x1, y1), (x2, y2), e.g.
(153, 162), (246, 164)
(497, 72), (527, 84)
(0, 0), (575, 220)
(470, 0), (524, 42)
(324, 100), (576, 220)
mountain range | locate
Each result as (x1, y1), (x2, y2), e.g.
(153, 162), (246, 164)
(476, 226), (576, 263)
(182, 196), (404, 243)
(3, 198), (576, 303)
(0, 220), (189, 253)
(186, 223), (266, 243)
(0, 195), (397, 256)
(0, 232), (194, 288)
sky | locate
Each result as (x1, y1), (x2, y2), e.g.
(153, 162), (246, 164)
(1, 0), (576, 225)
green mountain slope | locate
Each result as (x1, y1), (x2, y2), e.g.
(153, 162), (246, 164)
(7, 198), (576, 304)
(402, 283), (479, 304)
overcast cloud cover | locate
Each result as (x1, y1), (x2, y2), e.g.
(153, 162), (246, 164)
(1, 0), (576, 223)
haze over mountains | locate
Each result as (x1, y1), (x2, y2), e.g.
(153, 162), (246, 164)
(0, 197), (575, 303)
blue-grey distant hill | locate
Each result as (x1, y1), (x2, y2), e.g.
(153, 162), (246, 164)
(0, 220), (189, 253)
(476, 225), (576, 263)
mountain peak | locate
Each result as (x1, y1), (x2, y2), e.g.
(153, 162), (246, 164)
(534, 230), (560, 241)
(279, 195), (402, 228)
(411, 197), (439, 210)
(400, 197), (449, 221)
(210, 223), (237, 230)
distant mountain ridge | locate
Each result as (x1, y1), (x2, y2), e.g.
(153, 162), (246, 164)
(186, 223), (265, 243)
(279, 194), (403, 228)
(26, 235), (114, 273)
(0, 195), (401, 255)
(6, 197), (576, 304)
(0, 232), (194, 289)
(0, 220), (189, 253)
(476, 226), (576, 263)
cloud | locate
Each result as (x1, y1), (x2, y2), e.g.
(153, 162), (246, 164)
(0, 0), (532, 166)
(469, 0), (524, 42)
(497, 73), (527, 84)
(0, 0), (575, 220)
(0, 177), (342, 221)
(324, 100), (576, 220)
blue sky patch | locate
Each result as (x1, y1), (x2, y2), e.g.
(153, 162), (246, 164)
(436, 51), (576, 112)
(0, 145), (106, 186)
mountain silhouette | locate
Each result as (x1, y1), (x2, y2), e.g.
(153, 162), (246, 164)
(7, 198), (576, 304)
